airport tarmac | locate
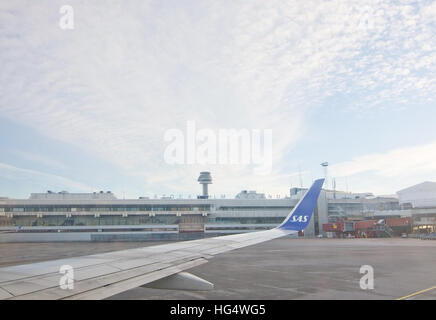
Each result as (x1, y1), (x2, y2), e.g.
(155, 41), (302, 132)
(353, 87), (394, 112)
(1, 238), (436, 300)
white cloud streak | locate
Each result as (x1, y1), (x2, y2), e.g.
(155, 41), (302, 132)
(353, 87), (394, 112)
(13, 150), (67, 170)
(0, 162), (93, 193)
(0, 0), (434, 195)
(330, 141), (436, 194)
(331, 141), (436, 178)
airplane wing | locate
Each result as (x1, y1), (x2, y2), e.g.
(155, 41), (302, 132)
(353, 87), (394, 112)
(0, 179), (324, 300)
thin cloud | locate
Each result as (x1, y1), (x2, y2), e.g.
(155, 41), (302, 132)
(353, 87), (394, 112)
(13, 150), (67, 170)
(331, 141), (436, 178)
(329, 141), (436, 195)
(0, 1), (434, 196)
(0, 162), (93, 193)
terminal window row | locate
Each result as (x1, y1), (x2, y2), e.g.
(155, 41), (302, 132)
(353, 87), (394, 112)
(0, 205), (211, 212)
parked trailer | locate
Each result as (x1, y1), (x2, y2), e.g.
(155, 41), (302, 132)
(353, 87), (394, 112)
(323, 217), (412, 238)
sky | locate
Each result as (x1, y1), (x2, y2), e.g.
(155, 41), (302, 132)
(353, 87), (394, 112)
(0, 0), (435, 199)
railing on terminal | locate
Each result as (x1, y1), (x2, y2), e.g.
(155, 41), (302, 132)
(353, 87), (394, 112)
(0, 210), (209, 217)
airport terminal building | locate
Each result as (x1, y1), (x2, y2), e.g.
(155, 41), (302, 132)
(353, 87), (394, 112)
(1, 173), (436, 241)
(0, 172), (325, 241)
(0, 191), (308, 241)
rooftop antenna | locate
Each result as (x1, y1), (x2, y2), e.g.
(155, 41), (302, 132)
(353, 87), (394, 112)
(298, 163), (303, 188)
(345, 176), (349, 199)
(332, 177), (336, 199)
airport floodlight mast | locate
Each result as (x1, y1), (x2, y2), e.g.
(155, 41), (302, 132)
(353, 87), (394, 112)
(298, 164), (303, 188)
(321, 162), (328, 189)
(332, 177), (336, 199)
(197, 171), (212, 199)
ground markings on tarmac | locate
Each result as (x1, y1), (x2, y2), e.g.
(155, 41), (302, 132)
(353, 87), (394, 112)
(396, 285), (436, 300)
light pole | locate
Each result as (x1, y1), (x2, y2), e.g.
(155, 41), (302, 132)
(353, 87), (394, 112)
(321, 162), (329, 189)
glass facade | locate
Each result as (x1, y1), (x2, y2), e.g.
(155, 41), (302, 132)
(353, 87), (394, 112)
(0, 204), (210, 213)
(0, 202), (292, 227)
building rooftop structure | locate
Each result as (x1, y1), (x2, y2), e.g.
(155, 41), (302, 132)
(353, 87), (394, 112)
(29, 190), (117, 200)
(2, 174), (436, 238)
(235, 190), (266, 200)
(397, 181), (436, 208)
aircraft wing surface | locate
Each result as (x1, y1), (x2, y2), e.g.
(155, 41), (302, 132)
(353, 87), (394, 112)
(0, 179), (324, 300)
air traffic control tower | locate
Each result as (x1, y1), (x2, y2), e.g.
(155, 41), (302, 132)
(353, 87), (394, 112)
(197, 171), (212, 199)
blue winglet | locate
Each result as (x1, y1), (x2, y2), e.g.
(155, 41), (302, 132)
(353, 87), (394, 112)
(277, 178), (324, 231)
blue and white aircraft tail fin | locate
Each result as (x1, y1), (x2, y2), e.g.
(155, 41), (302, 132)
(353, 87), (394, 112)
(277, 178), (324, 231)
